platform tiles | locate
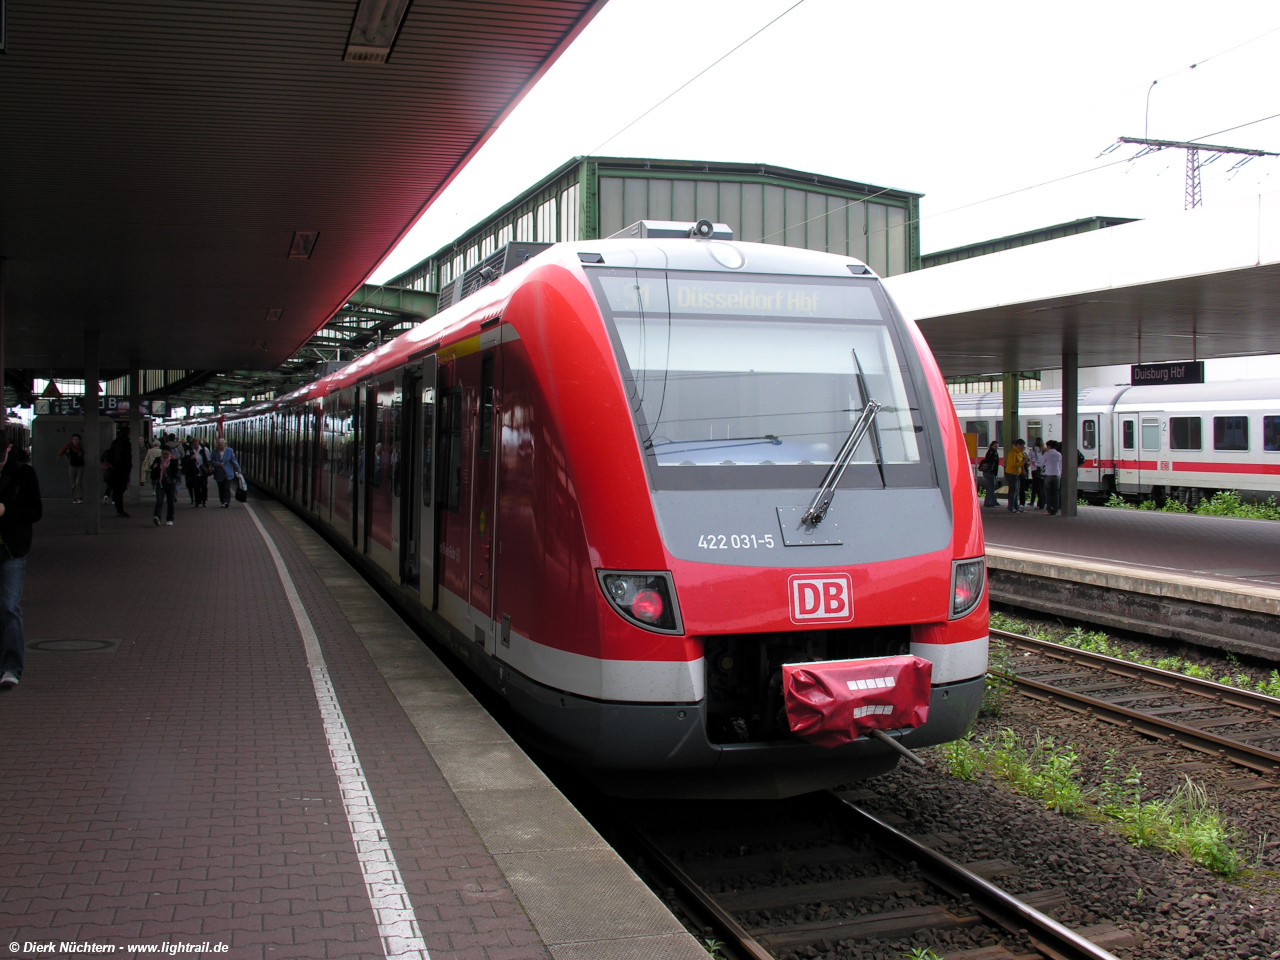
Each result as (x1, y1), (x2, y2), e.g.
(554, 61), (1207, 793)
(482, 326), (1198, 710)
(981, 506), (1280, 657)
(0, 497), (705, 960)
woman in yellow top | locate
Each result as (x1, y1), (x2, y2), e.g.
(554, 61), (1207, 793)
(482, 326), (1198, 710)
(1004, 439), (1027, 513)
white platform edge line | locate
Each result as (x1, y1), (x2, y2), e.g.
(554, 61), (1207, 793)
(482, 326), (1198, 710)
(245, 502), (430, 960)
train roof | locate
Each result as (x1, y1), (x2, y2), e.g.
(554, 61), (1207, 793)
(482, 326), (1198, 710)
(225, 238), (880, 419)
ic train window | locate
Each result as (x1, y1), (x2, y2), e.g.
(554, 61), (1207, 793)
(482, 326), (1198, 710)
(1213, 416), (1248, 451)
(1170, 416), (1202, 451)
(1141, 418), (1160, 451)
(1081, 420), (1096, 450)
(1122, 419), (1135, 450)
(1266, 416), (1280, 452)
(965, 420), (988, 448)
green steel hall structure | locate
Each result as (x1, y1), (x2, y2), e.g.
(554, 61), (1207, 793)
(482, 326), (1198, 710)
(387, 156), (922, 293)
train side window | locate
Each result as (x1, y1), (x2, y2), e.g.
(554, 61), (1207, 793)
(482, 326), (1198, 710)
(478, 354), (495, 458)
(1169, 416), (1201, 451)
(1266, 416), (1280, 452)
(436, 390), (463, 512)
(1026, 419), (1043, 446)
(1141, 418), (1161, 451)
(995, 420), (1003, 447)
(1081, 420), (1096, 450)
(1213, 416), (1248, 451)
(965, 420), (988, 448)
(1122, 419), (1135, 450)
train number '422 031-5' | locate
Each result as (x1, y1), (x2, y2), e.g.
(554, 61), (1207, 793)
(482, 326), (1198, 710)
(698, 533), (776, 550)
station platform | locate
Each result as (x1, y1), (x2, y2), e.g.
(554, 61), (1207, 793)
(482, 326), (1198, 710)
(981, 506), (1280, 659)
(0, 496), (705, 960)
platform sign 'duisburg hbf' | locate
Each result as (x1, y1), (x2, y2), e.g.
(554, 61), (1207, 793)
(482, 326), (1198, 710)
(1130, 361), (1205, 385)
(789, 574), (854, 624)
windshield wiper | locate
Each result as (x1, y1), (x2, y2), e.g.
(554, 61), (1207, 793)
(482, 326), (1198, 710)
(800, 350), (884, 526)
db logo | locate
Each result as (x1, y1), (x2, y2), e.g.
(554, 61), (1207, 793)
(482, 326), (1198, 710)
(788, 574), (854, 623)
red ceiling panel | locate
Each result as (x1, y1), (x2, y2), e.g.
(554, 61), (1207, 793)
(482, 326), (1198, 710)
(0, 0), (607, 371)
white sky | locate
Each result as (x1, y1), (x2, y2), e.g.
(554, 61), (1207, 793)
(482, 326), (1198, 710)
(370, 0), (1280, 284)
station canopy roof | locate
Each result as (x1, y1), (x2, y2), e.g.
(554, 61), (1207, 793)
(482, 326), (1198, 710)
(884, 191), (1280, 377)
(0, 0), (606, 375)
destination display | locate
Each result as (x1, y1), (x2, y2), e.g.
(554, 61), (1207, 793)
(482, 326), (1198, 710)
(1130, 361), (1204, 385)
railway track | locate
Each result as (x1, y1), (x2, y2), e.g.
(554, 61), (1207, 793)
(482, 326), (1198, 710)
(616, 791), (1123, 960)
(992, 627), (1280, 777)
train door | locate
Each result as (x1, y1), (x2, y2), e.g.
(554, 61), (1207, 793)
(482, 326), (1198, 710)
(417, 357), (437, 607)
(366, 379), (397, 575)
(470, 346), (501, 653)
(334, 387), (357, 545)
(1138, 414), (1162, 492)
(434, 370), (468, 628)
(358, 383), (376, 554)
(399, 358), (436, 592)
(1079, 415), (1100, 489)
(1117, 415), (1137, 492)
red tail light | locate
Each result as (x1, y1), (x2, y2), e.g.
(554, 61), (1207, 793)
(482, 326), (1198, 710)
(630, 589), (664, 624)
(598, 571), (683, 634)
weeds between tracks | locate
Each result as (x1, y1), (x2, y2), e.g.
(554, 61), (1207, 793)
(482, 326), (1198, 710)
(938, 730), (1245, 876)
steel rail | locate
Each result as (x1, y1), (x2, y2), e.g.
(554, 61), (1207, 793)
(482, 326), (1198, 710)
(615, 819), (773, 960)
(827, 795), (1122, 960)
(992, 629), (1280, 775)
(618, 798), (1119, 960)
(993, 628), (1280, 719)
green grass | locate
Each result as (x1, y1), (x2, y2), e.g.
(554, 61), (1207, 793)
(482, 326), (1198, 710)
(1097, 752), (1242, 875)
(938, 733), (1244, 874)
(1099, 490), (1280, 520)
(979, 637), (1016, 718)
(900, 950), (944, 960)
(989, 612), (1280, 700)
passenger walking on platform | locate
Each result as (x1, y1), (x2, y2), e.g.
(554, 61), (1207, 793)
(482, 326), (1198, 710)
(1004, 439), (1027, 513)
(56, 433), (86, 503)
(181, 439), (200, 506)
(106, 426), (133, 519)
(978, 442), (1000, 508)
(0, 434), (44, 689)
(193, 438), (211, 507)
(1042, 440), (1063, 515)
(140, 439), (161, 489)
(151, 447), (180, 526)
(211, 437), (242, 508)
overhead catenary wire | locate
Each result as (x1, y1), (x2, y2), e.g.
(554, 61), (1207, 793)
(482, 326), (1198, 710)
(587, 0), (808, 156)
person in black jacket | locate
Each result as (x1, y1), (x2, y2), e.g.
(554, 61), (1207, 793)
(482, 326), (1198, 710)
(107, 425), (133, 519)
(0, 437), (43, 688)
(151, 447), (181, 526)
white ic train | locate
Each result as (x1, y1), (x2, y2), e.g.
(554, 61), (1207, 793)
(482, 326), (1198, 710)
(950, 380), (1280, 503)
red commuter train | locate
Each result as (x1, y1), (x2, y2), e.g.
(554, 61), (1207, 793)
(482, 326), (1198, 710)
(213, 223), (989, 798)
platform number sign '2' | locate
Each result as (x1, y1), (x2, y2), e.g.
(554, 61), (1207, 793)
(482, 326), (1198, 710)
(788, 574), (854, 624)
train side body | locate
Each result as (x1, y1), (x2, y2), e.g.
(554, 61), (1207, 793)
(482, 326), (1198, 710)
(219, 239), (988, 798)
(952, 382), (1280, 502)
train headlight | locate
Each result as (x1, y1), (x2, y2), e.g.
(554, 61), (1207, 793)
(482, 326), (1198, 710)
(950, 558), (986, 619)
(598, 571), (683, 634)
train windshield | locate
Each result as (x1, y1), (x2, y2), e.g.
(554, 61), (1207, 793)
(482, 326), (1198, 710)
(590, 270), (935, 490)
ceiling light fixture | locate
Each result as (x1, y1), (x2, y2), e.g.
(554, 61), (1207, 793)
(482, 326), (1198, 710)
(344, 0), (412, 63)
(289, 231), (319, 259)
(265, 308), (284, 322)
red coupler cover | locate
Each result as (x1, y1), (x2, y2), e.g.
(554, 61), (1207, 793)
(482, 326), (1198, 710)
(783, 655), (933, 748)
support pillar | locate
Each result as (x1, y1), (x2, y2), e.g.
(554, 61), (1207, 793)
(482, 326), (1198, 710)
(84, 331), (101, 534)
(1001, 372), (1019, 452)
(129, 367), (142, 503)
(1061, 353), (1078, 517)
